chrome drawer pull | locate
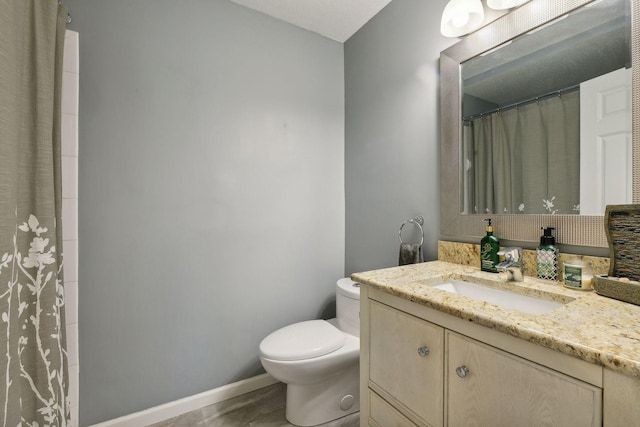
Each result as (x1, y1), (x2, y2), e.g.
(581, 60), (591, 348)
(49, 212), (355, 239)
(417, 346), (430, 357)
(456, 365), (470, 378)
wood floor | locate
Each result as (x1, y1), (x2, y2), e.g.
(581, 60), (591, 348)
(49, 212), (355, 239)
(148, 382), (360, 427)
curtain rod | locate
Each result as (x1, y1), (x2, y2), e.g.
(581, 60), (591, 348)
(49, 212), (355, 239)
(58, 1), (71, 24)
(463, 85), (580, 122)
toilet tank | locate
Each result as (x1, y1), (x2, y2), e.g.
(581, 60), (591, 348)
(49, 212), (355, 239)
(336, 278), (361, 337)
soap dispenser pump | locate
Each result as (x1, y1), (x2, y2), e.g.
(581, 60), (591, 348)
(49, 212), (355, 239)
(537, 227), (559, 281)
(481, 218), (500, 273)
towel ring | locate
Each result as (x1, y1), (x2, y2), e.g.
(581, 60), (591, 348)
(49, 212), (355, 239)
(399, 216), (424, 246)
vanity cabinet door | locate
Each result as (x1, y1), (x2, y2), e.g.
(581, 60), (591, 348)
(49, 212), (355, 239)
(603, 368), (640, 426)
(446, 332), (602, 427)
(369, 301), (444, 427)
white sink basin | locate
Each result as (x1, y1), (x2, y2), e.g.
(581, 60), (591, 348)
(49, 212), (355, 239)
(430, 280), (565, 315)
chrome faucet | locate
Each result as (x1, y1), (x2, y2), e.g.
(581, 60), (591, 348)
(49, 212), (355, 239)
(497, 247), (524, 282)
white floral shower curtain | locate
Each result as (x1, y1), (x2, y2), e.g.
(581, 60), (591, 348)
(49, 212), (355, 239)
(463, 90), (580, 215)
(0, 0), (70, 425)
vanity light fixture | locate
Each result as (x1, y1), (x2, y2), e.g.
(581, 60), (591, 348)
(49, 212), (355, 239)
(440, 0), (485, 37)
(486, 0), (530, 10)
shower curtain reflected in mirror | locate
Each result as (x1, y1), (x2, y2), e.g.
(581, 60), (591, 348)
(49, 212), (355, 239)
(0, 0), (70, 425)
(462, 90), (580, 215)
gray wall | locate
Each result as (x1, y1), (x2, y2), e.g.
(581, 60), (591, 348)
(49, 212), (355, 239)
(65, 1), (345, 424)
(344, 0), (455, 274)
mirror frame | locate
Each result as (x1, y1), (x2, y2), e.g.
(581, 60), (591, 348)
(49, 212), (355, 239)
(440, 0), (639, 248)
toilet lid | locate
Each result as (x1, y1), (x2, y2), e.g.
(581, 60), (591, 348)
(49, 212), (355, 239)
(259, 320), (345, 361)
(336, 277), (360, 300)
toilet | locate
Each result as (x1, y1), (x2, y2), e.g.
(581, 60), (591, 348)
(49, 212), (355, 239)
(259, 278), (360, 426)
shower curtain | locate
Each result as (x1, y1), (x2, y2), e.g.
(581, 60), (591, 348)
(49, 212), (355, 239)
(0, 0), (70, 425)
(463, 90), (580, 215)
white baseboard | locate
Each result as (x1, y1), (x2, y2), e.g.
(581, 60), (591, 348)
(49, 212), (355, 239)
(89, 373), (279, 427)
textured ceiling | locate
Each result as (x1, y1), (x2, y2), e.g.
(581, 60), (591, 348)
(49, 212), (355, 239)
(228, 0), (393, 42)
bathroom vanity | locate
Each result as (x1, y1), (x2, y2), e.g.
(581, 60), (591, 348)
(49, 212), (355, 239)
(353, 261), (640, 427)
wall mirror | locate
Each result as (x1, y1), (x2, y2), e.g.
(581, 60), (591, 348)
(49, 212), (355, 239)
(440, 0), (639, 247)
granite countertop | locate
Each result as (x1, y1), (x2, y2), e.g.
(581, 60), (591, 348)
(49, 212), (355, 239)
(352, 260), (640, 378)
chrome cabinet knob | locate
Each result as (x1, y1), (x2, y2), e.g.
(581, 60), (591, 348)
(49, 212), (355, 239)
(456, 365), (470, 378)
(417, 346), (430, 357)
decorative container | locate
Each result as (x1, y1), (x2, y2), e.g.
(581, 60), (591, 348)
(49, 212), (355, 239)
(593, 205), (640, 305)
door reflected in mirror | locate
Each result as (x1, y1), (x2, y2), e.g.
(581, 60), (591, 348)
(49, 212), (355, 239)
(460, 0), (631, 215)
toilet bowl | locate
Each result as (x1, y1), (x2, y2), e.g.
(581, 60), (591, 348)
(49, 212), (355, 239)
(259, 278), (360, 427)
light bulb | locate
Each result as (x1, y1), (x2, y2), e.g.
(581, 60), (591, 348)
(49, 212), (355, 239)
(487, 0), (530, 10)
(440, 0), (485, 38)
(452, 12), (470, 28)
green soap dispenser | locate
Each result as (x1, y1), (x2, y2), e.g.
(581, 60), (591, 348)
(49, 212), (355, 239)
(481, 218), (500, 273)
(537, 227), (559, 281)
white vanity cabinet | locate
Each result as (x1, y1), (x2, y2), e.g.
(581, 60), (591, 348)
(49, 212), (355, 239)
(360, 286), (604, 427)
(446, 332), (601, 426)
(368, 300), (444, 426)
(603, 368), (640, 426)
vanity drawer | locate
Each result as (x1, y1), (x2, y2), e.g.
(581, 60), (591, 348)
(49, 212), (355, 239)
(369, 390), (417, 427)
(369, 300), (444, 426)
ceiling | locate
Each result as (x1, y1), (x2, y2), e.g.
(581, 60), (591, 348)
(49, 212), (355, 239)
(228, 0), (393, 42)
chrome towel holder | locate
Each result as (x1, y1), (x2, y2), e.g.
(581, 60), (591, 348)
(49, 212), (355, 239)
(399, 216), (424, 245)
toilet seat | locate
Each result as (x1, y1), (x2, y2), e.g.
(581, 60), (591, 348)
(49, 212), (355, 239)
(259, 320), (345, 361)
